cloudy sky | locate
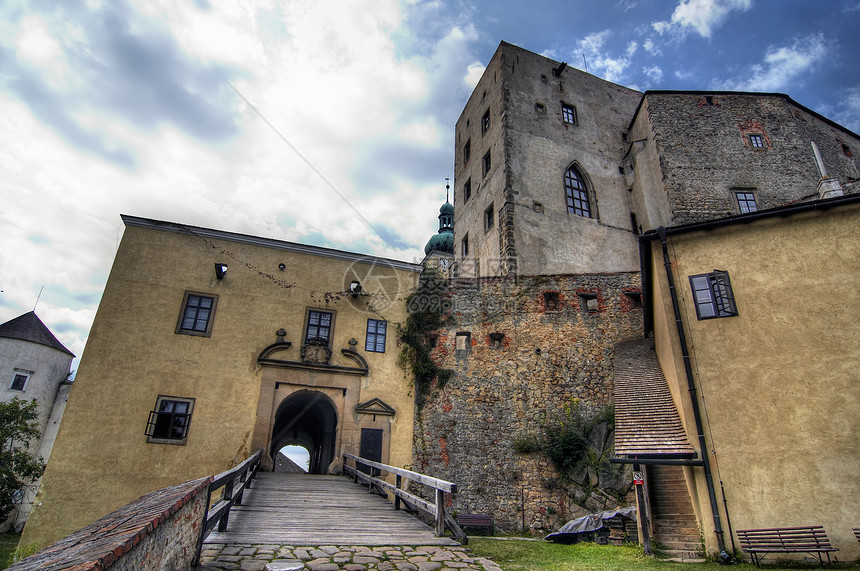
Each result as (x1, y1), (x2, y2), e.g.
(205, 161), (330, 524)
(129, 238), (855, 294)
(1, 0), (859, 369)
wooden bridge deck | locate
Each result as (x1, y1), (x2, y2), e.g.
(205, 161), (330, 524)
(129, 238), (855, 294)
(204, 472), (458, 546)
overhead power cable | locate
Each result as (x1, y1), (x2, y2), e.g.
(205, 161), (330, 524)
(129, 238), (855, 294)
(218, 73), (388, 246)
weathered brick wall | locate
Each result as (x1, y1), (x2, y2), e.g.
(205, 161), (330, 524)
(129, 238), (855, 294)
(10, 477), (209, 570)
(412, 272), (643, 533)
(643, 93), (860, 225)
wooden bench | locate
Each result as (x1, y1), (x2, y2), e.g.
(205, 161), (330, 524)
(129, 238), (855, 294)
(456, 513), (494, 535)
(737, 526), (838, 567)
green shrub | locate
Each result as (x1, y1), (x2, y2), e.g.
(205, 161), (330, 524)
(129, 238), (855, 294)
(511, 401), (614, 479)
(512, 431), (542, 453)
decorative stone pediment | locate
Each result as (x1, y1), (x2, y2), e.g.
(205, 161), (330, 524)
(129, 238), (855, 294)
(257, 330), (368, 376)
(355, 398), (395, 417)
(301, 338), (332, 365)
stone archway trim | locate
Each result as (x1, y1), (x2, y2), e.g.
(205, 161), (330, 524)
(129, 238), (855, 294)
(257, 342), (368, 376)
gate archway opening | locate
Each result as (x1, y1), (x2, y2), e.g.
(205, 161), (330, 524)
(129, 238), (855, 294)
(275, 445), (310, 473)
(270, 390), (338, 474)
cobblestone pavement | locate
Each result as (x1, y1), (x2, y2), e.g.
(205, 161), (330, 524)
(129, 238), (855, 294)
(196, 543), (503, 571)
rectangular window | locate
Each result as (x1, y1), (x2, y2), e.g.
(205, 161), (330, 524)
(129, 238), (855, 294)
(463, 139), (471, 165)
(10, 372), (30, 391)
(482, 151), (491, 177)
(146, 396), (194, 444)
(461, 233), (469, 258)
(455, 331), (471, 353)
(176, 292), (218, 337)
(562, 102), (577, 125)
(735, 191), (758, 213)
(484, 203), (495, 232)
(463, 178), (471, 203)
(481, 108), (490, 135)
(365, 319), (387, 353)
(689, 270), (738, 320)
(749, 134), (764, 148)
(305, 309), (334, 343)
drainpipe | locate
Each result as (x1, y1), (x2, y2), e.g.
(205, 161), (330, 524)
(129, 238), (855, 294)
(656, 227), (730, 563)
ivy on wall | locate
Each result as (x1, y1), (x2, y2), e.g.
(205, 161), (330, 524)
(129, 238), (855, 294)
(397, 269), (454, 409)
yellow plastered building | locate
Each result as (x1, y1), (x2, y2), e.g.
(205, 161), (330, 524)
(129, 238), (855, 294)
(22, 216), (421, 546)
(636, 196), (860, 561)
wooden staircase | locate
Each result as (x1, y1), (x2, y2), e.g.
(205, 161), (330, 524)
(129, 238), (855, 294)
(647, 465), (702, 559)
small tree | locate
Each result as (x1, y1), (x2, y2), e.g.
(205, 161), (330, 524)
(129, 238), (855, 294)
(0, 398), (45, 522)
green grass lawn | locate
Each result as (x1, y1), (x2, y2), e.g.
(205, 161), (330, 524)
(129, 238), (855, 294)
(467, 538), (860, 571)
(0, 534), (20, 570)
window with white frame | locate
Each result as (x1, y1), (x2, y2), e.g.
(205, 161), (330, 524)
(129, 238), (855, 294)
(9, 371), (31, 391)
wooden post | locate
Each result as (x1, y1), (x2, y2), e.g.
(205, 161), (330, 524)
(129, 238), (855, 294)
(218, 479), (235, 532)
(235, 467), (247, 506)
(633, 463), (651, 555)
(394, 475), (402, 510)
(435, 489), (445, 536)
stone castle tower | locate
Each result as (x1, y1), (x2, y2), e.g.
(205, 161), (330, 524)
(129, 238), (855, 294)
(453, 41), (642, 278)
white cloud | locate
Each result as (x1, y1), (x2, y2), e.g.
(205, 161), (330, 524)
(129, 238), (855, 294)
(575, 31), (633, 83)
(625, 41), (638, 58)
(712, 34), (827, 92)
(643, 65), (663, 83)
(653, 0), (752, 38)
(643, 38), (661, 56)
(0, 0), (482, 354)
(827, 85), (860, 133)
(464, 63), (485, 88)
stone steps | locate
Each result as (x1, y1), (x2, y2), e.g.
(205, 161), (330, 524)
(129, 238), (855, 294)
(647, 465), (701, 560)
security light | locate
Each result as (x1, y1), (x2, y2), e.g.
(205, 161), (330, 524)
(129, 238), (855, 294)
(215, 263), (228, 280)
(349, 280), (362, 297)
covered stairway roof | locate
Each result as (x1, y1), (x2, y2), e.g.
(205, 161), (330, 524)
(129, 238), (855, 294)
(613, 338), (695, 459)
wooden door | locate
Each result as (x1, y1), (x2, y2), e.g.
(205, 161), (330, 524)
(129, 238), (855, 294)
(359, 428), (383, 475)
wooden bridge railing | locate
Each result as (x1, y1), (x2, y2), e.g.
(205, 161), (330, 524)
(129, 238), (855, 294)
(342, 453), (467, 544)
(193, 449), (263, 565)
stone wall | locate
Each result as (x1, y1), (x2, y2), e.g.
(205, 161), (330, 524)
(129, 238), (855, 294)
(634, 92), (860, 226)
(412, 272), (643, 533)
(10, 477), (209, 570)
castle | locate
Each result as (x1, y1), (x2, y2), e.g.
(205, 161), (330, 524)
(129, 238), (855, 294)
(22, 42), (860, 561)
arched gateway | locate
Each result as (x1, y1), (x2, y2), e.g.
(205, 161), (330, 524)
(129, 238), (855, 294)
(270, 390), (337, 474)
(251, 332), (397, 473)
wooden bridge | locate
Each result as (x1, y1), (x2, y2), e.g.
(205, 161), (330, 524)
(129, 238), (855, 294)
(197, 451), (465, 561)
(203, 472), (457, 546)
(6, 451), (467, 570)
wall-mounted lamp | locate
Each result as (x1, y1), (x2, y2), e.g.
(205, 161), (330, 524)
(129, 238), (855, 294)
(278, 263), (286, 271)
(349, 280), (362, 297)
(215, 263), (228, 280)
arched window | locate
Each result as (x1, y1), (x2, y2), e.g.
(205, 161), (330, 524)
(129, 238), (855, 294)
(564, 165), (592, 218)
